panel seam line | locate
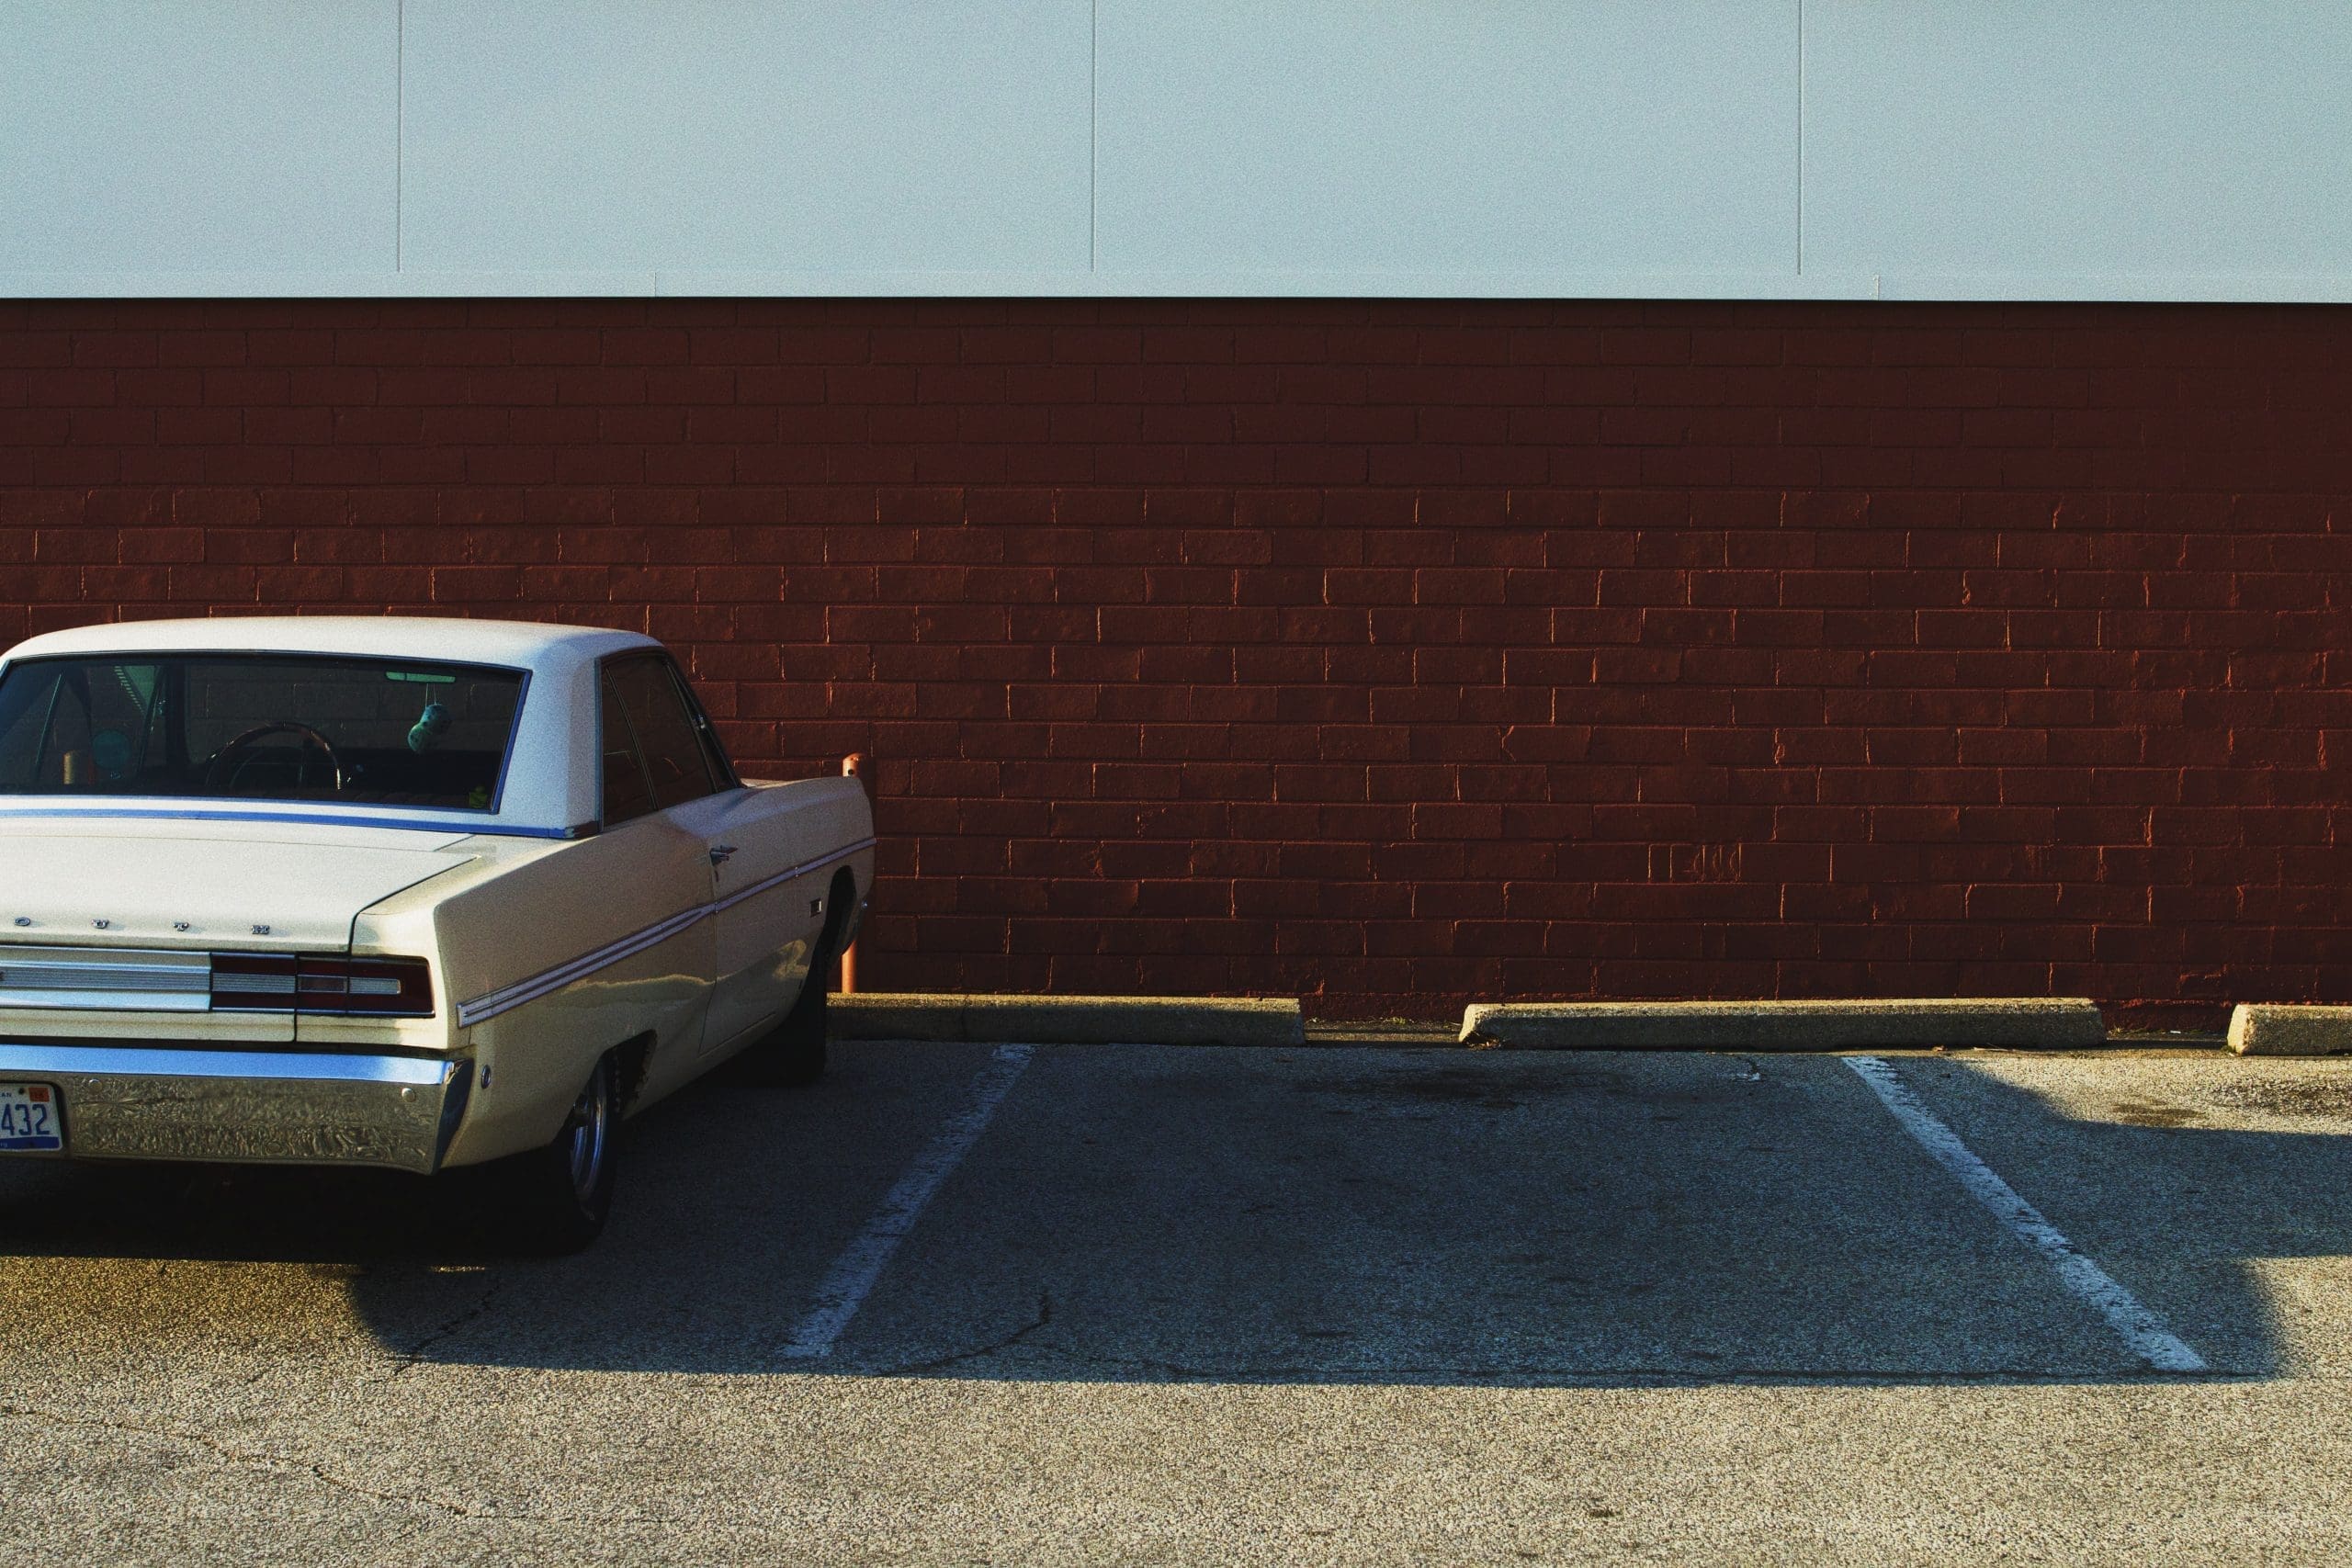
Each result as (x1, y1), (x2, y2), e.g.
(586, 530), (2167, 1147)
(395, 0), (404, 272)
(1089, 0), (1099, 274)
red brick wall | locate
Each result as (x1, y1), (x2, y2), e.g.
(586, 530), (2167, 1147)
(4, 299), (2349, 1020)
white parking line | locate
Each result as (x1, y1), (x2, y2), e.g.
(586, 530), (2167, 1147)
(782, 1043), (1035, 1360)
(1845, 1055), (2207, 1373)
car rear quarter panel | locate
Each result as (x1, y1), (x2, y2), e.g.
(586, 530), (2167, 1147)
(361, 822), (717, 1166)
(699, 776), (876, 1061)
(350, 780), (873, 1168)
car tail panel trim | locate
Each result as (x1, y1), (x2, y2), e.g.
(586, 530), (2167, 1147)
(0, 944), (437, 1020)
(0, 944), (213, 1012)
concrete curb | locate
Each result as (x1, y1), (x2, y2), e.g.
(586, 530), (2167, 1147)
(1459, 998), (2109, 1051)
(2225, 1005), (2352, 1056)
(833, 993), (1306, 1047)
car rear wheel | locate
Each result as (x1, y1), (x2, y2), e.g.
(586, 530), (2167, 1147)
(496, 1053), (617, 1253)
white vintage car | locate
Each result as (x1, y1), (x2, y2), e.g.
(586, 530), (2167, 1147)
(0, 617), (873, 1248)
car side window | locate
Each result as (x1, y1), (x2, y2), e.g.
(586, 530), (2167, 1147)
(673, 664), (738, 790)
(598, 667), (658, 829)
(606, 656), (718, 814)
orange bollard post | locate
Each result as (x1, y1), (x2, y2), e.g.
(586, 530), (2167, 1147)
(838, 753), (867, 994)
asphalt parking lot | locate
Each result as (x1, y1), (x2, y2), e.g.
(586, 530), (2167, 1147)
(6, 1038), (2352, 1564)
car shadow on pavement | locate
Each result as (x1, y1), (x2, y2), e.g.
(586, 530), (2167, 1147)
(1, 1048), (2348, 1385)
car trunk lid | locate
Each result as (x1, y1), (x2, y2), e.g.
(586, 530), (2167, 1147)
(0, 820), (475, 952)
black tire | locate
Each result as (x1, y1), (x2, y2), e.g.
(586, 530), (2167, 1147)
(494, 1053), (618, 1254)
(740, 877), (851, 1088)
(741, 959), (830, 1088)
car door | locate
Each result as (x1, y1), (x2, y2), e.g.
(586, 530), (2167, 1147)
(695, 776), (842, 1055)
(594, 655), (721, 1096)
(598, 655), (824, 1057)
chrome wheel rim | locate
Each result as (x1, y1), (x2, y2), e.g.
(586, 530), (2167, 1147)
(562, 1067), (610, 1206)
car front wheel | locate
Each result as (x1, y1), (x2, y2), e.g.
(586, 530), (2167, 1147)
(741, 902), (845, 1088)
(741, 968), (828, 1088)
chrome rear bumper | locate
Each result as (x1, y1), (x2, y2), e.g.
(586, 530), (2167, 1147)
(0, 1043), (470, 1175)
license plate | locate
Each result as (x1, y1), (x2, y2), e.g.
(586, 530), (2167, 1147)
(0, 1083), (62, 1154)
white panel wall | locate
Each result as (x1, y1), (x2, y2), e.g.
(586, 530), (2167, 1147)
(0, 1), (398, 276)
(401, 0), (1091, 276)
(1804, 1), (2352, 292)
(5, 0), (2350, 299)
(1095, 0), (1796, 278)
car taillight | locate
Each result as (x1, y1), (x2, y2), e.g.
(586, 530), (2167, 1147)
(209, 953), (297, 1010)
(305, 955), (437, 1016)
(209, 953), (435, 1017)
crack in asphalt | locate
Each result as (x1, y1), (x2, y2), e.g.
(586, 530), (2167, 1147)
(870, 1290), (1056, 1375)
(819, 1289), (2228, 1385)
(875, 1343), (2234, 1387)
(384, 1275), (505, 1379)
(0, 1401), (490, 1520)
(0, 1399), (679, 1529)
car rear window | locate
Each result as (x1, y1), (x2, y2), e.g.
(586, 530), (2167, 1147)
(0, 653), (526, 812)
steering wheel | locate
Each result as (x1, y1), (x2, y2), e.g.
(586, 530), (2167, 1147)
(203, 721), (345, 794)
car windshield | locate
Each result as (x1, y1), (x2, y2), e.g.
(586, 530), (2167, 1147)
(0, 653), (526, 812)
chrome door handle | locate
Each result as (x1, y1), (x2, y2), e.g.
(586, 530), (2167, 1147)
(708, 844), (737, 865)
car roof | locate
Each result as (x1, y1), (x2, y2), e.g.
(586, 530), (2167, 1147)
(0, 616), (668, 835)
(2, 615), (659, 671)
